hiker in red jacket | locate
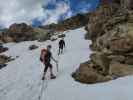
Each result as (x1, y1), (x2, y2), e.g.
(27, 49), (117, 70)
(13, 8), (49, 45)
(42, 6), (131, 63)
(40, 45), (58, 80)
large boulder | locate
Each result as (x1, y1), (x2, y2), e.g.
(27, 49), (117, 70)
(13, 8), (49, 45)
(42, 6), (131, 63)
(29, 45), (39, 50)
(72, 61), (114, 84)
(72, 61), (108, 84)
(72, 60), (133, 84)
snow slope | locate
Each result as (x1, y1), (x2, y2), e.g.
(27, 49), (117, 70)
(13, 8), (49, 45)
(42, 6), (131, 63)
(0, 28), (133, 100)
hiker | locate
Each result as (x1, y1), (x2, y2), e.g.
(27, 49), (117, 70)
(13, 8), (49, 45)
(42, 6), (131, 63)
(58, 38), (65, 55)
(40, 45), (58, 80)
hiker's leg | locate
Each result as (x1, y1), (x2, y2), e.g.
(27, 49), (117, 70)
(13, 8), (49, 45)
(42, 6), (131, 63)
(42, 64), (49, 79)
(49, 64), (56, 79)
(61, 47), (63, 54)
(49, 64), (54, 76)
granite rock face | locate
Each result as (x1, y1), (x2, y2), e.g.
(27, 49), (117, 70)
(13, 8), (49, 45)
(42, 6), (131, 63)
(73, 0), (133, 84)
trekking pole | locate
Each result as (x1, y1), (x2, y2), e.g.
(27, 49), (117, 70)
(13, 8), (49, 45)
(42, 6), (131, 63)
(56, 62), (59, 72)
(38, 72), (48, 100)
(38, 79), (45, 100)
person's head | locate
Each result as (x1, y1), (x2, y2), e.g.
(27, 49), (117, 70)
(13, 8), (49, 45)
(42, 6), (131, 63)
(62, 37), (64, 40)
(47, 45), (52, 51)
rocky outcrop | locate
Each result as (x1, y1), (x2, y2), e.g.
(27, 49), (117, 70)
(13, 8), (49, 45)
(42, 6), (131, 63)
(40, 13), (90, 32)
(8, 23), (33, 34)
(0, 55), (14, 69)
(73, 1), (133, 84)
(0, 23), (35, 43)
(7, 23), (36, 42)
(0, 23), (51, 43)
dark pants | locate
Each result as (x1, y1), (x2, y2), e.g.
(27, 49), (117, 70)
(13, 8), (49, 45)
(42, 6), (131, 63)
(58, 46), (64, 55)
(44, 62), (53, 73)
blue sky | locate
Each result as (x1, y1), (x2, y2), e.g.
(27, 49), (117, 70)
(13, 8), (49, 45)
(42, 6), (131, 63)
(0, 0), (100, 28)
(32, 0), (100, 27)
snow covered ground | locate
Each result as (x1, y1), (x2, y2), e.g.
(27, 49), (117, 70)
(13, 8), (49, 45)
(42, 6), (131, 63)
(0, 28), (133, 100)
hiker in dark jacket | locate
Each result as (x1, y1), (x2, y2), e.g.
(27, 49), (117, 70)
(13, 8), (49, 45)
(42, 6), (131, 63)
(58, 38), (65, 55)
(42, 45), (58, 80)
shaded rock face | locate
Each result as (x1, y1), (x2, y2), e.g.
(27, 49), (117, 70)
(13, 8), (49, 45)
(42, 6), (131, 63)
(73, 1), (133, 84)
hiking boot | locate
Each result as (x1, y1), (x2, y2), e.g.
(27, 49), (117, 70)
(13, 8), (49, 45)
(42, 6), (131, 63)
(42, 76), (45, 80)
(50, 75), (56, 79)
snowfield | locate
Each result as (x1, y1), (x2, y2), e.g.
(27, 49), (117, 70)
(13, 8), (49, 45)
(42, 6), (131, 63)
(0, 28), (133, 100)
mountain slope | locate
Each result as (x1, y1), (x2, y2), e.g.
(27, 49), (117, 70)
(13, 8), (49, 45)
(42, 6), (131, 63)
(0, 28), (133, 100)
(40, 13), (90, 32)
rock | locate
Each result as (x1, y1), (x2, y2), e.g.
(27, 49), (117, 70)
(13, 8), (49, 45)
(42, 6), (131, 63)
(109, 37), (133, 53)
(0, 55), (13, 63)
(72, 61), (106, 84)
(29, 45), (38, 50)
(0, 34), (14, 43)
(74, 0), (133, 84)
(6, 24), (52, 43)
(8, 23), (33, 34)
(110, 62), (133, 77)
(125, 56), (133, 65)
(50, 35), (58, 41)
(72, 60), (133, 84)
(128, 11), (133, 22)
(0, 45), (8, 53)
(1, 23), (38, 43)
(107, 55), (125, 63)
(58, 34), (66, 38)
(0, 55), (14, 70)
(0, 64), (7, 69)
(112, 0), (133, 10)
(90, 53), (110, 75)
(38, 32), (53, 42)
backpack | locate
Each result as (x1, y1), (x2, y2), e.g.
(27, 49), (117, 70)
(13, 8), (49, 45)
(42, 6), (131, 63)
(40, 49), (47, 63)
